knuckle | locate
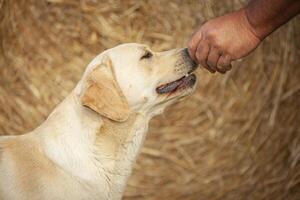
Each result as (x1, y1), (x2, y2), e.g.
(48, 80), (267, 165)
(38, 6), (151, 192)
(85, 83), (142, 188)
(225, 60), (231, 67)
(196, 51), (204, 62)
(207, 61), (216, 69)
(200, 61), (209, 69)
(212, 45), (224, 56)
(188, 40), (196, 50)
(218, 59), (227, 67)
(217, 62), (225, 68)
(225, 54), (232, 61)
(204, 65), (216, 73)
(225, 59), (232, 67)
(206, 32), (218, 43)
(217, 65), (226, 71)
(206, 59), (212, 66)
(195, 51), (201, 61)
(216, 66), (226, 73)
(207, 61), (213, 67)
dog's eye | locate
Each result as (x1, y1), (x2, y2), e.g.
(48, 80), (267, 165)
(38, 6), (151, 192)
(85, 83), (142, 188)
(140, 51), (153, 60)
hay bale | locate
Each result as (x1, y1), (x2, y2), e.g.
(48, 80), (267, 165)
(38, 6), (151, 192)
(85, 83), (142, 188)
(0, 0), (299, 199)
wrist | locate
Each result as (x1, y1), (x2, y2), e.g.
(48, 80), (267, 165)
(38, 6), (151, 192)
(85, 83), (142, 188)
(244, 5), (275, 40)
(237, 8), (262, 41)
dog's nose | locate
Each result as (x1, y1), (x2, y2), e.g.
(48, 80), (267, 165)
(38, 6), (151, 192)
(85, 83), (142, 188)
(181, 48), (198, 70)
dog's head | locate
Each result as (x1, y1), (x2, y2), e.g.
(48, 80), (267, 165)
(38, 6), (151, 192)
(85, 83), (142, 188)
(77, 43), (198, 122)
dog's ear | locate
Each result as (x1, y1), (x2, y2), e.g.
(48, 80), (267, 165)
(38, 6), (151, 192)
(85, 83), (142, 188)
(81, 58), (130, 122)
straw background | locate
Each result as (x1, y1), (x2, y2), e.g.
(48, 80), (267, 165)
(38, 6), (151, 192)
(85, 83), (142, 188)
(0, 0), (299, 199)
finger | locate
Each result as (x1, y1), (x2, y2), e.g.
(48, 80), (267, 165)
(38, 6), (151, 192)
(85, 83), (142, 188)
(195, 41), (215, 73)
(207, 47), (221, 72)
(217, 54), (232, 72)
(188, 31), (202, 61)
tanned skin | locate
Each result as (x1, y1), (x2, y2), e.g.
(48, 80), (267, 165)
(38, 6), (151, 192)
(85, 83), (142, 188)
(188, 0), (300, 74)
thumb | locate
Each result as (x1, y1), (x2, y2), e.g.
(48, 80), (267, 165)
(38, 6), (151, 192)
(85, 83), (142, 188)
(188, 31), (202, 61)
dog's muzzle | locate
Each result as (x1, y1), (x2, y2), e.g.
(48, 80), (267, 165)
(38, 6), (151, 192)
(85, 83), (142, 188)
(156, 48), (198, 94)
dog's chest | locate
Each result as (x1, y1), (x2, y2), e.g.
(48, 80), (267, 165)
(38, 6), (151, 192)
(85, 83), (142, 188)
(43, 110), (149, 199)
(93, 115), (149, 196)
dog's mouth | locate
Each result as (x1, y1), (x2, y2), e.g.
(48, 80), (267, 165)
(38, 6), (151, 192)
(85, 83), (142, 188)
(156, 73), (197, 94)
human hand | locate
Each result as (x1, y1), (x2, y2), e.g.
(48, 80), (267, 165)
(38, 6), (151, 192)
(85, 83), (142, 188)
(188, 9), (261, 73)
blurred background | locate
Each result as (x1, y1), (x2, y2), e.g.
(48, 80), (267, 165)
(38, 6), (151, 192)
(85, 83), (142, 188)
(0, 0), (299, 199)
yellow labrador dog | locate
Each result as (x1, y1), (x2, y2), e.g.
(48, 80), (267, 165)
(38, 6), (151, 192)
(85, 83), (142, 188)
(0, 43), (198, 200)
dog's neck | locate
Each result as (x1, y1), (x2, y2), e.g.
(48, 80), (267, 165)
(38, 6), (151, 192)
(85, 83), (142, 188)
(37, 91), (150, 197)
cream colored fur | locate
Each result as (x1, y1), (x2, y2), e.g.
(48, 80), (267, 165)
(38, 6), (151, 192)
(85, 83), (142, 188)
(0, 43), (197, 200)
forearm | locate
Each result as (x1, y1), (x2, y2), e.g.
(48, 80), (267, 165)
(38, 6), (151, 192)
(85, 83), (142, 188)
(245, 0), (300, 39)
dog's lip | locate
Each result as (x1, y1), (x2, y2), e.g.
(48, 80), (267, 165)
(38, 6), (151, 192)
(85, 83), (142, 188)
(156, 73), (196, 94)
